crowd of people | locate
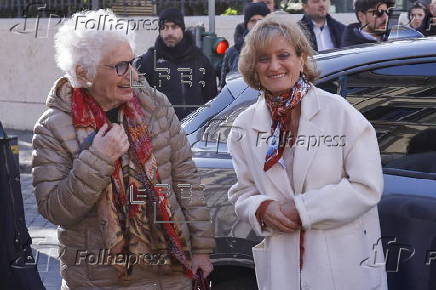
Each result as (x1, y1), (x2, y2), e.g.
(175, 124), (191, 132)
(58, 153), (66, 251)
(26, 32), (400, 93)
(219, 0), (436, 87)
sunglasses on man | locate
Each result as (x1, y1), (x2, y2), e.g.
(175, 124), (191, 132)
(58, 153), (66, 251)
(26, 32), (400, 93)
(368, 8), (391, 17)
(104, 58), (135, 76)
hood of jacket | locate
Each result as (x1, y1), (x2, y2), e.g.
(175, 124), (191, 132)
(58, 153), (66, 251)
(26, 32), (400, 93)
(46, 77), (73, 114)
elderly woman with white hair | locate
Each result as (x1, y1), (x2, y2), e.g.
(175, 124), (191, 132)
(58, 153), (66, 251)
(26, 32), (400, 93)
(32, 9), (214, 289)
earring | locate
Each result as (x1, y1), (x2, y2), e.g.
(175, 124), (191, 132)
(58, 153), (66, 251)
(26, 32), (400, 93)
(85, 81), (92, 87)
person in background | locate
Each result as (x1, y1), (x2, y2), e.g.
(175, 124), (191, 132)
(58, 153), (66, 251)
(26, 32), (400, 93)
(228, 12), (387, 290)
(233, 0), (275, 49)
(407, 2), (429, 30)
(220, 2), (270, 88)
(298, 0), (346, 51)
(135, 8), (217, 120)
(341, 0), (395, 46)
(419, 0), (436, 36)
(33, 9), (214, 289)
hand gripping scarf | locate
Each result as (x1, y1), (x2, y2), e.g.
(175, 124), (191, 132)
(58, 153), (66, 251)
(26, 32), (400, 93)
(72, 88), (193, 279)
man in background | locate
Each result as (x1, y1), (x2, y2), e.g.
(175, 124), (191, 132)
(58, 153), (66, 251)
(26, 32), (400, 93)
(135, 8), (217, 120)
(298, 0), (345, 51)
(233, 0), (274, 47)
(341, 0), (395, 47)
(220, 2), (270, 88)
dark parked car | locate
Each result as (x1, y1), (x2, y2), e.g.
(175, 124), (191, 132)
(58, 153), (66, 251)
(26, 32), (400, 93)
(181, 37), (436, 290)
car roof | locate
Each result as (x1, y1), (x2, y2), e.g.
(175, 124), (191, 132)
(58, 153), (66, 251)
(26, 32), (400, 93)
(224, 37), (436, 98)
(315, 37), (436, 78)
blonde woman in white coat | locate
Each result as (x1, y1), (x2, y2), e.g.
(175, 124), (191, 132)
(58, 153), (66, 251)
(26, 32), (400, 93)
(227, 13), (388, 290)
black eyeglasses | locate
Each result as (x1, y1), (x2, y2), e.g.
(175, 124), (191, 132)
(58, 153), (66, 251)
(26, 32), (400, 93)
(104, 58), (135, 76)
(368, 8), (390, 17)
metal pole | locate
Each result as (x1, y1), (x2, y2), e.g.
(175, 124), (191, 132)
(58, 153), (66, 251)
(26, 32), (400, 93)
(208, 0), (215, 33)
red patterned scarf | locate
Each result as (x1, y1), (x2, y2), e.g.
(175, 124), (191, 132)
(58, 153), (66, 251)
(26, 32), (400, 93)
(263, 77), (310, 270)
(72, 88), (193, 279)
(263, 77), (311, 171)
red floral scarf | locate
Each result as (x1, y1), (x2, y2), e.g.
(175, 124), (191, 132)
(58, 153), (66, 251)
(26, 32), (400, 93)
(72, 88), (193, 279)
(263, 77), (311, 270)
(263, 77), (311, 171)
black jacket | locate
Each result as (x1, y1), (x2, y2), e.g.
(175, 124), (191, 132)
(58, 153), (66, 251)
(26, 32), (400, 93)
(341, 23), (379, 47)
(135, 32), (217, 120)
(298, 14), (345, 51)
(220, 28), (246, 89)
(0, 124), (44, 290)
(233, 22), (245, 50)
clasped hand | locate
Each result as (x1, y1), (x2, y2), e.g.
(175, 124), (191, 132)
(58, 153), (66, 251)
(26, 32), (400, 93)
(262, 199), (301, 233)
(91, 123), (130, 163)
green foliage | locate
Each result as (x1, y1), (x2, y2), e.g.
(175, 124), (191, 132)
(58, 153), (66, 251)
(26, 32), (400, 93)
(280, 0), (304, 14)
(221, 7), (239, 15)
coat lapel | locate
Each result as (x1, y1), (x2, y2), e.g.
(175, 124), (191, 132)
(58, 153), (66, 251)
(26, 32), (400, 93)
(250, 96), (292, 199)
(293, 88), (322, 194)
(250, 88), (322, 197)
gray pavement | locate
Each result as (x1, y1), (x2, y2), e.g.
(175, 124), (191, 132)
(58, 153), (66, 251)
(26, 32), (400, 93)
(5, 127), (61, 289)
(22, 173), (61, 290)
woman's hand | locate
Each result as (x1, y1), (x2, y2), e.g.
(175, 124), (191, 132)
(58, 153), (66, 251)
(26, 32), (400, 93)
(260, 201), (300, 233)
(280, 199), (302, 228)
(91, 123), (129, 163)
(191, 254), (213, 278)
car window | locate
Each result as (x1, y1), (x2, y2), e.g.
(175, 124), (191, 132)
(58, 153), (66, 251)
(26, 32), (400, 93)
(336, 62), (436, 168)
(193, 89), (259, 153)
(182, 85), (234, 135)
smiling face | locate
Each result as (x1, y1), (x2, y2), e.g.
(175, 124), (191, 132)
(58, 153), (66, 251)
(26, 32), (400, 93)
(255, 36), (305, 95)
(303, 0), (330, 22)
(410, 8), (426, 28)
(88, 42), (137, 111)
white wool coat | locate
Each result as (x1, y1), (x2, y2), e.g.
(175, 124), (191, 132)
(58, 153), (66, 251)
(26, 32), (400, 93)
(227, 87), (388, 290)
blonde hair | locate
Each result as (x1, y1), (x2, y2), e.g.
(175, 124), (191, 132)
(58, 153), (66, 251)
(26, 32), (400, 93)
(238, 12), (319, 89)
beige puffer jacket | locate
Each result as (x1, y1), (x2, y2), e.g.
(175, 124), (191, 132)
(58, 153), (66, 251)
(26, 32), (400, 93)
(32, 77), (215, 289)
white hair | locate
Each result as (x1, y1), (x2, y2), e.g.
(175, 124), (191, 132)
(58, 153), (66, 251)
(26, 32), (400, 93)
(54, 9), (136, 88)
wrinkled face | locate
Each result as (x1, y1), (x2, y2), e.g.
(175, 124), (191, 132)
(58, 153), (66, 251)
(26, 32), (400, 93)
(160, 21), (184, 47)
(358, 3), (389, 35)
(88, 42), (137, 111)
(255, 36), (304, 95)
(303, 0), (330, 21)
(410, 8), (426, 28)
(254, 0), (274, 11)
(247, 14), (265, 31)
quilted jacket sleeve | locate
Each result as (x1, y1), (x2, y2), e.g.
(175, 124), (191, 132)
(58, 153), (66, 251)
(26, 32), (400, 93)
(32, 111), (114, 227)
(166, 105), (215, 254)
